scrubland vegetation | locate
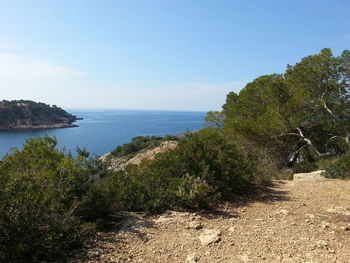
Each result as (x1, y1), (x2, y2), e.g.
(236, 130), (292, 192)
(0, 48), (349, 262)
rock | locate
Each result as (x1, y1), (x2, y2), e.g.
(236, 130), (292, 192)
(102, 141), (179, 171)
(198, 229), (221, 246)
(88, 250), (100, 258)
(321, 222), (330, 230)
(186, 255), (199, 263)
(277, 209), (289, 215)
(340, 226), (350, 231)
(120, 213), (152, 234)
(326, 207), (350, 216)
(0, 100), (81, 130)
(128, 141), (178, 165)
(316, 240), (328, 248)
(228, 226), (235, 232)
(155, 216), (176, 224)
(240, 254), (250, 262)
(187, 221), (203, 230)
(293, 170), (325, 180)
(306, 213), (315, 219)
(155, 211), (178, 224)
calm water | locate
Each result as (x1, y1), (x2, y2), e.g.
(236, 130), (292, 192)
(0, 110), (205, 158)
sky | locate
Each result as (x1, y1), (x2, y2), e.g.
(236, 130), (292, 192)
(0, 0), (349, 111)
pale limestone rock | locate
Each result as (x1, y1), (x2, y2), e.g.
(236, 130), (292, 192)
(228, 226), (235, 232)
(187, 221), (203, 230)
(293, 170), (325, 181)
(278, 209), (289, 215)
(186, 254), (199, 263)
(198, 229), (221, 246)
(326, 206), (350, 216)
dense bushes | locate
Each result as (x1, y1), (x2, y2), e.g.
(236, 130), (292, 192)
(0, 132), (275, 260)
(0, 131), (276, 260)
(0, 136), (117, 262)
(118, 129), (275, 213)
(325, 152), (350, 178)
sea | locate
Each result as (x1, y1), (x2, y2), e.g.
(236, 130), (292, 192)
(0, 110), (206, 158)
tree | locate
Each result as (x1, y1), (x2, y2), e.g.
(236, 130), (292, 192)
(283, 48), (350, 156)
(222, 49), (350, 166)
(204, 111), (225, 129)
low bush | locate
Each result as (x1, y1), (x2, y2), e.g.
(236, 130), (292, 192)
(274, 168), (294, 180)
(292, 161), (319, 173)
(0, 136), (118, 262)
(0, 131), (277, 259)
(325, 151), (350, 179)
(118, 129), (275, 213)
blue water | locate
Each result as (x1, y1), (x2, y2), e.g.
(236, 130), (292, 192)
(0, 110), (205, 158)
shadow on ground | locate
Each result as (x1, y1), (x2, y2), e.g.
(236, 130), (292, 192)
(197, 180), (291, 220)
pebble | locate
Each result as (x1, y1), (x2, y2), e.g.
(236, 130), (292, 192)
(186, 255), (199, 263)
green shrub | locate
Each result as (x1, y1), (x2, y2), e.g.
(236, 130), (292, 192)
(118, 129), (275, 213)
(0, 136), (117, 262)
(292, 161), (319, 173)
(325, 152), (350, 178)
(119, 152), (184, 212)
(176, 174), (213, 208)
(274, 168), (294, 180)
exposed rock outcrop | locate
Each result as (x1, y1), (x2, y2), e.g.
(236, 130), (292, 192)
(293, 170), (325, 181)
(100, 140), (178, 171)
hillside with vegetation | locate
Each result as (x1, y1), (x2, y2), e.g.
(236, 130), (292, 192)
(100, 135), (179, 171)
(0, 100), (80, 130)
(0, 49), (349, 262)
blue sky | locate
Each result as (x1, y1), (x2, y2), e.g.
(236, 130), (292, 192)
(0, 0), (349, 111)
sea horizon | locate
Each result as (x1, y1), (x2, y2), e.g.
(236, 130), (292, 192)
(65, 108), (208, 113)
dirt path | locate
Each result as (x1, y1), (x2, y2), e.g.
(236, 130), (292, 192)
(72, 172), (350, 263)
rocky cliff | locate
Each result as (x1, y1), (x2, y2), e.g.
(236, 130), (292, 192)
(100, 140), (179, 171)
(0, 100), (81, 130)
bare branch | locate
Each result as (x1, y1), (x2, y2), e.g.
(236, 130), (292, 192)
(328, 136), (345, 141)
(346, 131), (350, 148)
(322, 101), (340, 122)
(289, 127), (334, 157)
(288, 144), (308, 165)
(275, 133), (301, 138)
(296, 127), (305, 137)
(320, 88), (328, 100)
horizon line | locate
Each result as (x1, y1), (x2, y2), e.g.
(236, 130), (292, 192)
(65, 107), (209, 113)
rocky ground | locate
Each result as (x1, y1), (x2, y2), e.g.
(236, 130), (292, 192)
(71, 171), (350, 263)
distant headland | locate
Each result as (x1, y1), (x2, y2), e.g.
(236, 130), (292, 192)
(0, 100), (82, 130)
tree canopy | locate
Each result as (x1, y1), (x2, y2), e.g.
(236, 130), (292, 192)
(222, 48), (350, 166)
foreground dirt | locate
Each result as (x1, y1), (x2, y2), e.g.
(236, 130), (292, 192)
(71, 173), (350, 263)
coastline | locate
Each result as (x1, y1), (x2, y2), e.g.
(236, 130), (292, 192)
(0, 123), (79, 131)
(0, 110), (205, 158)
